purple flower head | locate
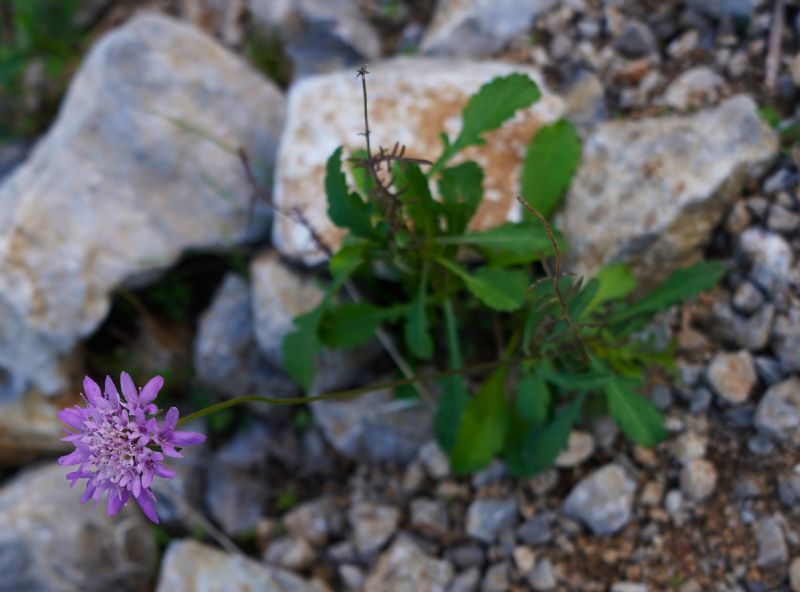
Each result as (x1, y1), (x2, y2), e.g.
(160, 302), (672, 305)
(58, 372), (205, 524)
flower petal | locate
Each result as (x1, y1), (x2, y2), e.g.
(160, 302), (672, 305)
(135, 490), (159, 524)
(58, 449), (88, 466)
(161, 407), (179, 433)
(139, 376), (163, 405)
(58, 407), (86, 430)
(104, 376), (120, 407)
(120, 372), (139, 405)
(107, 489), (130, 516)
(83, 376), (104, 408)
(170, 430), (206, 448)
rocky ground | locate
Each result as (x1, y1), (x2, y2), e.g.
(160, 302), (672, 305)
(2, 0), (800, 591)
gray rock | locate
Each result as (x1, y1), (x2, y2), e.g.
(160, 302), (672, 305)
(733, 304), (775, 351)
(754, 516), (788, 568)
(263, 536), (316, 572)
(250, 252), (378, 393)
(471, 460), (507, 488)
(482, 562), (509, 592)
(447, 544), (485, 569)
(754, 378), (800, 441)
(420, 0), (555, 57)
(364, 537), (454, 592)
(349, 501), (401, 556)
(448, 567), (481, 592)
(562, 463), (636, 535)
(669, 431), (708, 464)
(740, 228), (794, 292)
(554, 430), (595, 468)
(205, 425), (271, 535)
(562, 69), (608, 128)
(248, 0), (381, 78)
(466, 498), (519, 543)
(419, 441), (451, 480)
(772, 313), (800, 373)
(0, 13), (285, 457)
(156, 539), (325, 592)
(754, 355), (785, 386)
(411, 498), (449, 538)
(680, 459), (718, 502)
(661, 66), (725, 111)
(706, 351), (757, 404)
(272, 57), (564, 265)
(561, 96), (777, 283)
(340, 564), (365, 590)
(778, 471), (800, 508)
(313, 388), (433, 463)
(284, 497), (339, 545)
(687, 0), (753, 20)
(612, 584), (648, 592)
(748, 433), (775, 456)
(0, 464), (156, 592)
(194, 273), (297, 403)
(516, 511), (555, 546)
(528, 558), (557, 590)
(732, 281), (764, 314)
(791, 556), (800, 592)
(614, 20), (657, 58)
(767, 204), (800, 235)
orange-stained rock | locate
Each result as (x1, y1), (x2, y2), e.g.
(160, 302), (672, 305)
(272, 57), (565, 265)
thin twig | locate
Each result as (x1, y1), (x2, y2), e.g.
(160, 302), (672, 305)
(515, 195), (590, 362)
(765, 0), (785, 94)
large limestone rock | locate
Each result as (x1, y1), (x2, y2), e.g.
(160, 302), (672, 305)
(272, 57), (565, 265)
(0, 13), (285, 459)
(560, 96), (777, 282)
(421, 0), (556, 57)
(156, 539), (327, 592)
(0, 464), (157, 592)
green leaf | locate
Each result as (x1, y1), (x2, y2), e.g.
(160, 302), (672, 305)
(539, 367), (616, 391)
(348, 148), (377, 197)
(438, 161), (484, 235)
(435, 300), (469, 452)
(454, 74), (541, 153)
(588, 262), (638, 311)
(329, 243), (366, 281)
(437, 221), (560, 255)
(506, 393), (585, 477)
(393, 162), (437, 238)
(282, 305), (325, 392)
(521, 119), (581, 218)
(438, 259), (528, 312)
(320, 302), (407, 349)
(450, 369), (510, 474)
(608, 261), (725, 324)
(605, 381), (667, 447)
(515, 371), (551, 427)
(405, 295), (433, 359)
(567, 278), (600, 320)
(326, 147), (376, 239)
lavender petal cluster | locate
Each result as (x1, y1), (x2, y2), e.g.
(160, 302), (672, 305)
(58, 372), (205, 523)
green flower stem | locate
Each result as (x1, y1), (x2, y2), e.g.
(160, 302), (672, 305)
(177, 352), (538, 427)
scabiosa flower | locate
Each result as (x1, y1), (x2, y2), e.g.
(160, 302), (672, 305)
(58, 372), (205, 524)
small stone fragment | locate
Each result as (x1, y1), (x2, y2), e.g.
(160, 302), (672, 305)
(528, 558), (557, 591)
(263, 536), (315, 572)
(661, 66), (725, 110)
(562, 463), (636, 535)
(364, 537), (453, 592)
(754, 516), (788, 568)
(732, 281), (764, 313)
(466, 498), (518, 543)
(680, 459), (718, 502)
(449, 567), (481, 592)
(706, 351), (757, 404)
(789, 556), (800, 592)
(482, 562), (509, 592)
(410, 498), (449, 538)
(349, 502), (401, 556)
(419, 441), (451, 480)
(754, 378), (800, 441)
(555, 431), (596, 468)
